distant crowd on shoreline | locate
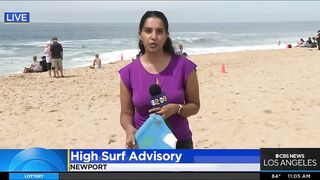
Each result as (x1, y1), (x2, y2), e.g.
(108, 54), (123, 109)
(20, 29), (320, 76)
(23, 40), (188, 77)
(22, 30), (319, 77)
(23, 36), (64, 78)
(291, 30), (320, 50)
(296, 36), (318, 48)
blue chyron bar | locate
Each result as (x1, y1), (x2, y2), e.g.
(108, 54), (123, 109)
(68, 149), (260, 171)
(0, 148), (320, 179)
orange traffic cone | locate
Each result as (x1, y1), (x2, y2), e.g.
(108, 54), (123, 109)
(220, 64), (226, 73)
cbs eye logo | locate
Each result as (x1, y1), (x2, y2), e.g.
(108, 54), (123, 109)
(9, 147), (66, 172)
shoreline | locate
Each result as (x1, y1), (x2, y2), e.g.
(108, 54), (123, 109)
(0, 46), (291, 77)
(0, 48), (319, 149)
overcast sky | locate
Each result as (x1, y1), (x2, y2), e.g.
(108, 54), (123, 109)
(1, 1), (320, 23)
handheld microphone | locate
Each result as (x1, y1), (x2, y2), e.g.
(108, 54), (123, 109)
(134, 84), (176, 149)
(149, 84), (168, 108)
(148, 84), (174, 136)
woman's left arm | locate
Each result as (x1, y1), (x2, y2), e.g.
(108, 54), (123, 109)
(179, 70), (200, 117)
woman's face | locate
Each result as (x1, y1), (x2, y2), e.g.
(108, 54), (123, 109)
(139, 17), (168, 54)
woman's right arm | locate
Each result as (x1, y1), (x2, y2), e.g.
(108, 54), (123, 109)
(120, 80), (137, 149)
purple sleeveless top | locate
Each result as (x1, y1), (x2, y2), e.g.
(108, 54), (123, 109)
(119, 55), (197, 141)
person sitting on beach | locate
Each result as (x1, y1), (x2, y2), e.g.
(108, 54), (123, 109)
(40, 56), (48, 72)
(89, 54), (102, 69)
(175, 44), (184, 55)
(23, 56), (43, 73)
(296, 38), (305, 47)
(305, 37), (313, 48)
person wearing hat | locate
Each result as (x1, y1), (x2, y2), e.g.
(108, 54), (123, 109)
(39, 56), (48, 72)
(50, 37), (64, 77)
(316, 30), (320, 50)
(44, 41), (55, 78)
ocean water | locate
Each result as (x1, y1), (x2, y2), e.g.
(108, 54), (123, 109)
(0, 22), (319, 75)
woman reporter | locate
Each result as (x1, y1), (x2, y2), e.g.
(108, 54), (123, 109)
(119, 11), (200, 149)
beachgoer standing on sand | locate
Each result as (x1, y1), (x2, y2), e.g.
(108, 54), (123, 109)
(50, 37), (64, 78)
(44, 41), (55, 78)
(316, 30), (320, 50)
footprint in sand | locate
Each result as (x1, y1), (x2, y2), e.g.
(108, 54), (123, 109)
(108, 139), (116, 144)
(277, 144), (281, 148)
(264, 120), (275, 128)
(197, 139), (211, 148)
(70, 138), (78, 145)
(25, 106), (33, 111)
(108, 135), (117, 144)
(98, 93), (109, 98)
(238, 119), (245, 125)
(263, 109), (272, 114)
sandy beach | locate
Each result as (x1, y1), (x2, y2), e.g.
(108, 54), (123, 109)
(0, 48), (319, 149)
